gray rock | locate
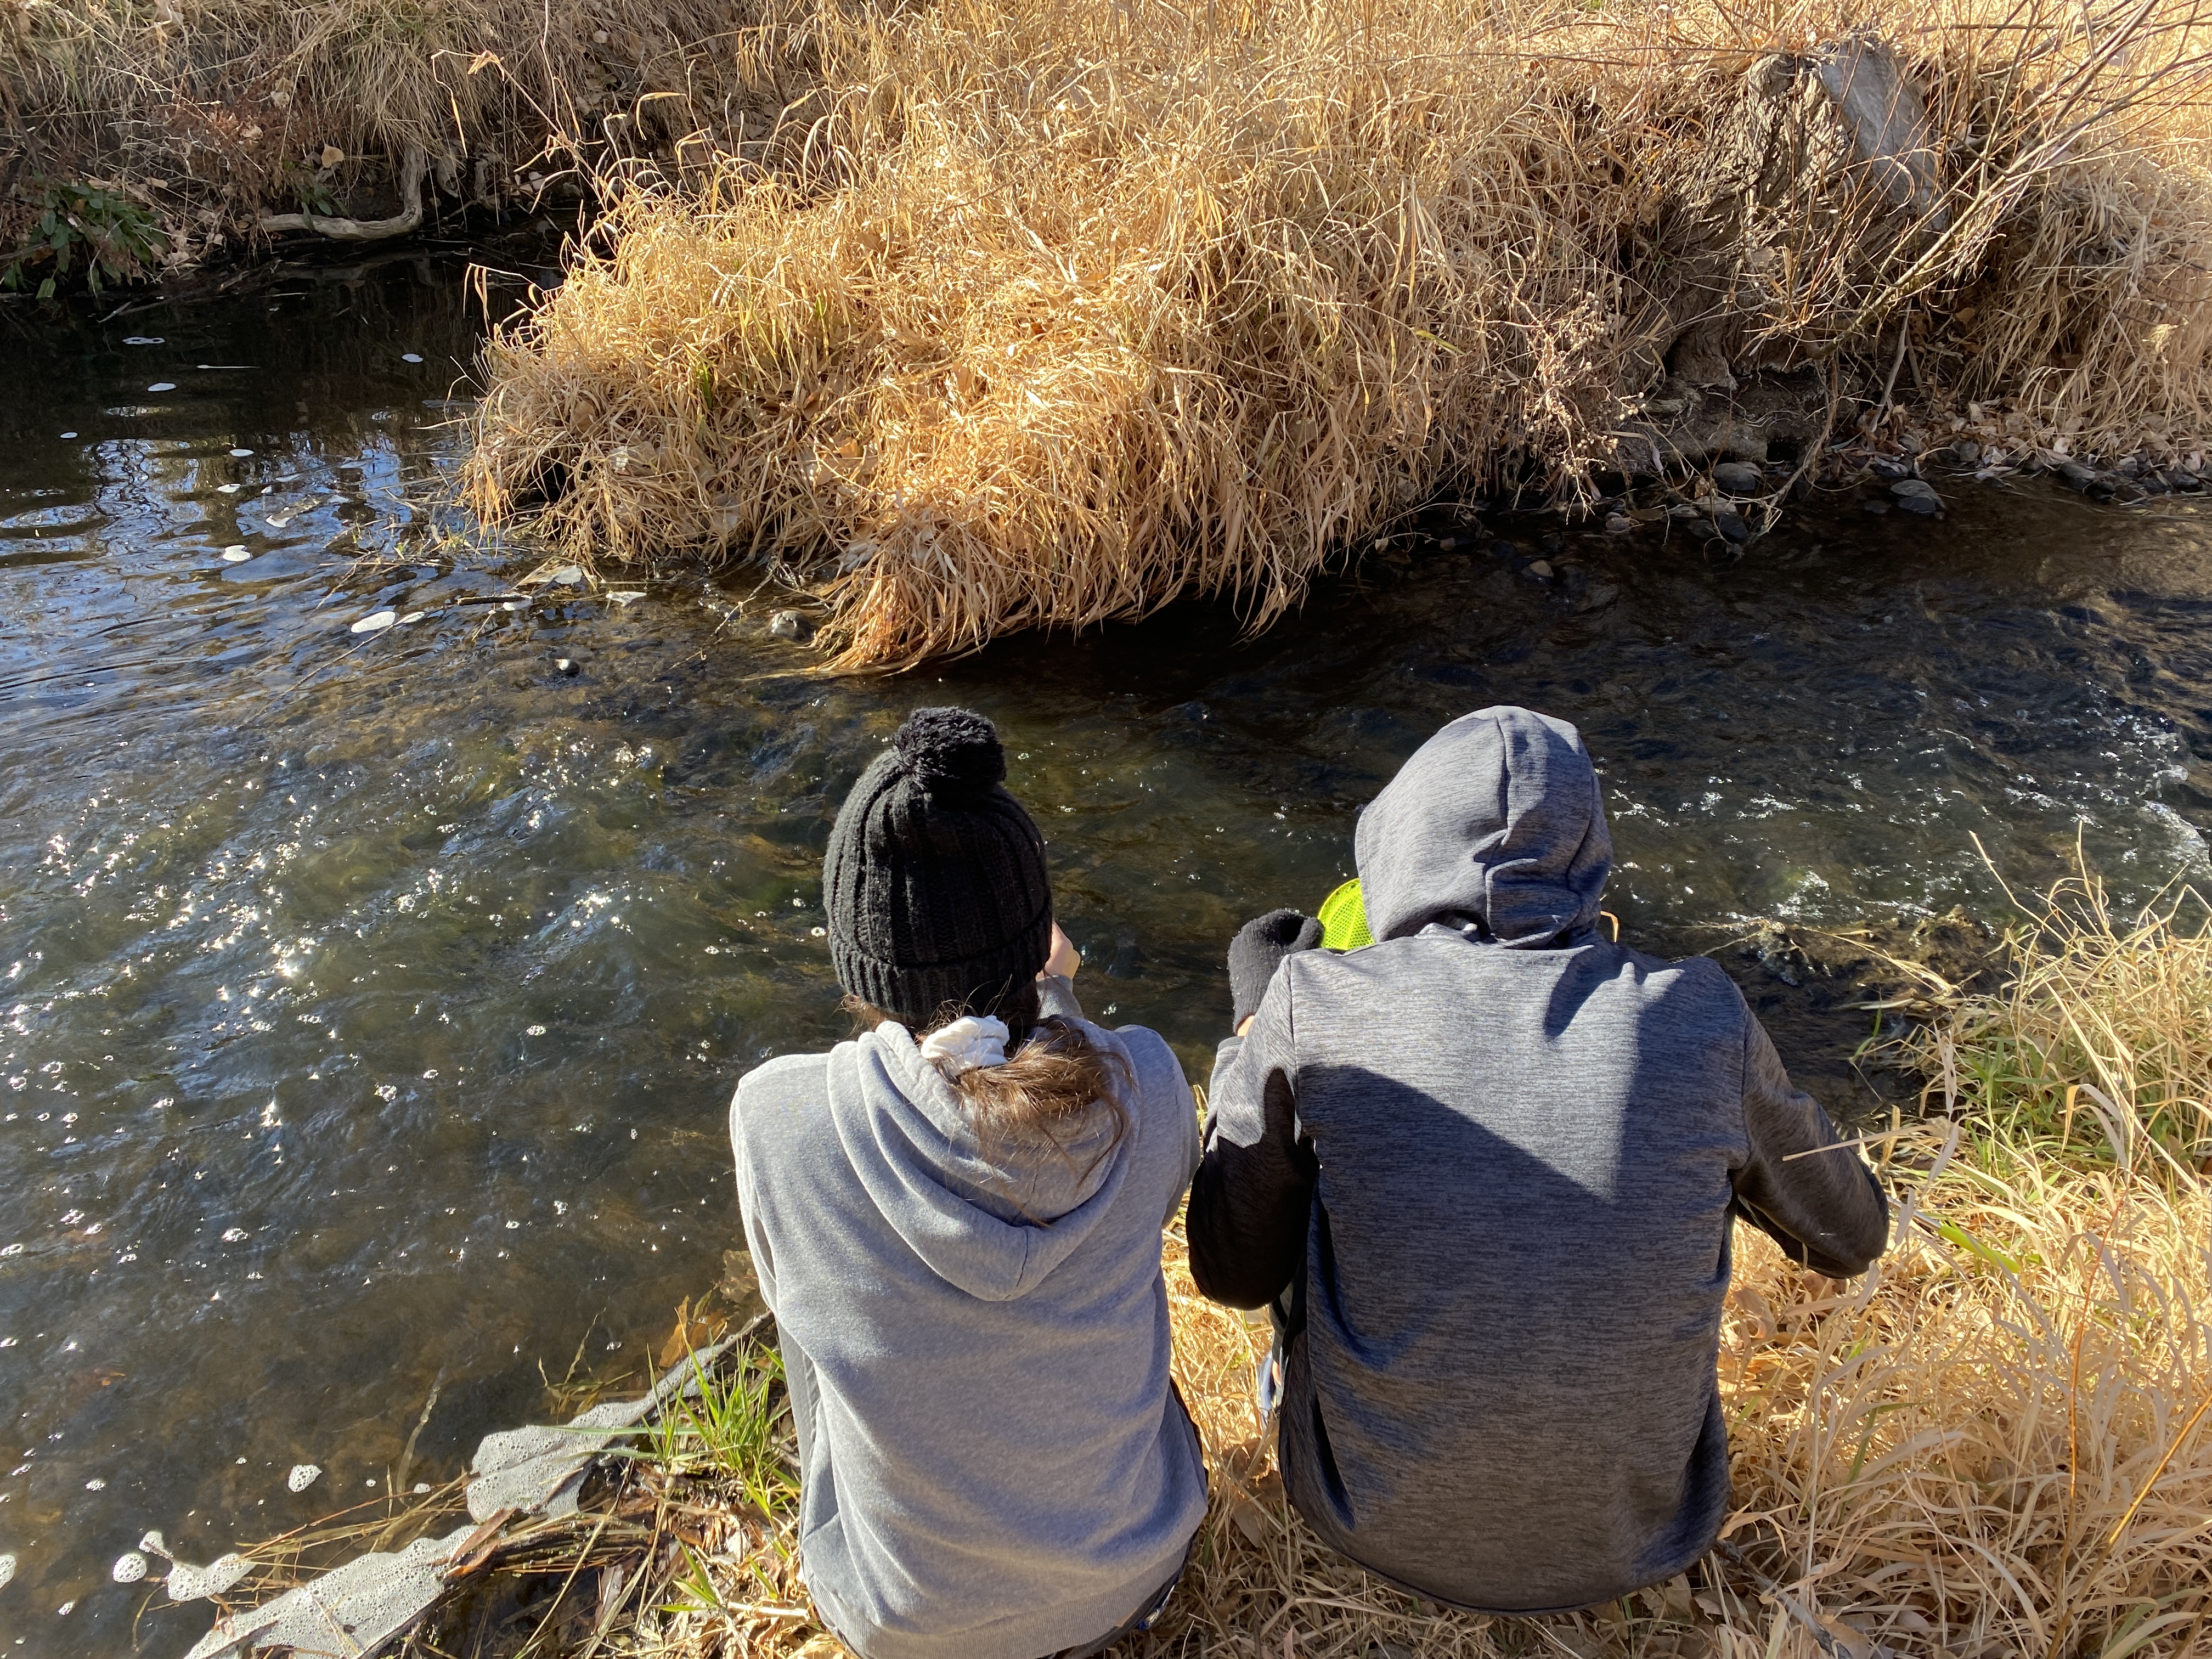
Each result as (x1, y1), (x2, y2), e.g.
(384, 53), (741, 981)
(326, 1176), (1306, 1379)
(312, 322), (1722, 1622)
(769, 610), (808, 641)
(1711, 461), (1764, 496)
(1524, 559), (1555, 580)
(1604, 514), (1634, 535)
(1712, 510), (1751, 542)
(1863, 499), (1892, 515)
(2057, 460), (2100, 492)
(180, 1522), (481, 1659)
(1953, 439), (1982, 465)
(1581, 583), (1621, 612)
(1893, 489), (1944, 516)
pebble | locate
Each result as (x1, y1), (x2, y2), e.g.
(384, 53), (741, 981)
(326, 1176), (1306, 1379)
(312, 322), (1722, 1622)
(769, 610), (808, 640)
(1711, 461), (1763, 495)
(1582, 583), (1621, 611)
(1712, 510), (1751, 543)
(1891, 479), (1945, 514)
(1863, 499), (1892, 515)
(2057, 460), (2101, 491)
(1604, 514), (1633, 534)
(555, 657), (579, 676)
(1952, 439), (1982, 464)
(1524, 559), (1554, 580)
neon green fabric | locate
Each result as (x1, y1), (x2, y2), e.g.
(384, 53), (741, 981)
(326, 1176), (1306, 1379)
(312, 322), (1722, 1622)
(1316, 879), (1373, 951)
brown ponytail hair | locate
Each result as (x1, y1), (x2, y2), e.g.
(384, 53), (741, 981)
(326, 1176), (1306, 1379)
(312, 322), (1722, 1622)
(843, 979), (1131, 1174)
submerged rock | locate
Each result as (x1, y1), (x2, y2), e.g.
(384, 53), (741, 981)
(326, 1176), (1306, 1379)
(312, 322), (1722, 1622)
(769, 609), (809, 641)
(1891, 478), (1945, 514)
(1712, 461), (1764, 495)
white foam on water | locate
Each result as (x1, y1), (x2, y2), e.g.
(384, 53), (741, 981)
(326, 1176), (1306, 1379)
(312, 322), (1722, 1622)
(401, 353), (424, 363)
(286, 1464), (320, 1493)
(111, 1553), (147, 1584)
(122, 336), (163, 346)
(229, 448), (255, 457)
(222, 546), (251, 563)
(350, 611), (397, 635)
(146, 383), (176, 393)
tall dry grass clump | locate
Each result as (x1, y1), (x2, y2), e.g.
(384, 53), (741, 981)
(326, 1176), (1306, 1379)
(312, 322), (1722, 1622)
(467, 0), (2212, 665)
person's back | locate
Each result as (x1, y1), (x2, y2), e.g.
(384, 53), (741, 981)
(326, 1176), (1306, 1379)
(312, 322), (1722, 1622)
(1190, 706), (1888, 1612)
(731, 708), (1206, 1659)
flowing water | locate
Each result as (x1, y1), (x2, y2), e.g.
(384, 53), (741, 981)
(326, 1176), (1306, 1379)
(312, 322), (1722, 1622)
(3, 248), (2211, 1655)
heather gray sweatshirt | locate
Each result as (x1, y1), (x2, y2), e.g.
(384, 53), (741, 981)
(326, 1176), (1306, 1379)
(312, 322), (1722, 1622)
(729, 980), (1206, 1659)
(1190, 706), (1888, 1613)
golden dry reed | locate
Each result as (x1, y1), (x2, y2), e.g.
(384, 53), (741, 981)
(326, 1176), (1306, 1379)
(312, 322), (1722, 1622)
(585, 873), (2212, 1659)
(467, 0), (2212, 666)
(0, 0), (809, 236)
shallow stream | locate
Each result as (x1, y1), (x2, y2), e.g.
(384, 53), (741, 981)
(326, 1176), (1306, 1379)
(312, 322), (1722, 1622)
(3, 248), (2210, 1655)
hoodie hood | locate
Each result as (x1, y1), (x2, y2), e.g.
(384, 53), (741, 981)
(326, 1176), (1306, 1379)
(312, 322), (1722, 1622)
(1354, 706), (1613, 948)
(825, 1021), (1130, 1302)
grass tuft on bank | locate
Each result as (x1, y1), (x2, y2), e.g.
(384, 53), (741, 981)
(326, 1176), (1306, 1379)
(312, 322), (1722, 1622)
(466, 0), (2212, 665)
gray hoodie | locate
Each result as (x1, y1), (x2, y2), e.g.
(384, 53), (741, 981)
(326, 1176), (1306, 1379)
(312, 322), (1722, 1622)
(729, 981), (1206, 1659)
(1189, 706), (1888, 1612)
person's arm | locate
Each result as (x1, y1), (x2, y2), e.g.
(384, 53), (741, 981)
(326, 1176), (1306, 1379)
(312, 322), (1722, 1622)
(728, 1080), (781, 1315)
(1730, 1014), (1889, 1276)
(1187, 972), (1316, 1308)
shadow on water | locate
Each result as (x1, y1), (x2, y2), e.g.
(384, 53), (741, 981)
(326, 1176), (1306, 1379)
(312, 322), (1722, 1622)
(1, 246), (2209, 1652)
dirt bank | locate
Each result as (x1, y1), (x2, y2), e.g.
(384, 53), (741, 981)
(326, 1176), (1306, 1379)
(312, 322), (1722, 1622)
(460, 0), (2212, 667)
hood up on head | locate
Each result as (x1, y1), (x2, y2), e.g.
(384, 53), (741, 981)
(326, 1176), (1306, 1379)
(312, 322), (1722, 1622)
(1354, 706), (1613, 949)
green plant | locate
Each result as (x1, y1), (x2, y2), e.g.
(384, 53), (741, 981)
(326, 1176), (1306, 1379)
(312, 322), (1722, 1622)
(2, 179), (166, 299)
(600, 1344), (798, 1518)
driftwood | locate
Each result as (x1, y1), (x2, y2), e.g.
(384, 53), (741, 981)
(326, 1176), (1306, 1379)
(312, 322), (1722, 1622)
(258, 149), (428, 242)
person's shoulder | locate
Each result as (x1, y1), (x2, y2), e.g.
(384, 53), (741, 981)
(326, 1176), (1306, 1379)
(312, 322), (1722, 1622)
(1084, 1018), (1187, 1099)
(731, 1048), (837, 1138)
(1618, 945), (1750, 1015)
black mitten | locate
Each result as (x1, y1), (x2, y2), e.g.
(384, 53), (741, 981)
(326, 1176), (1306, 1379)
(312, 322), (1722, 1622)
(1227, 909), (1324, 1028)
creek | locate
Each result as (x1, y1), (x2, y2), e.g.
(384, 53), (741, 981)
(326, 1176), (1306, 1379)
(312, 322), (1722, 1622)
(2, 246), (2210, 1656)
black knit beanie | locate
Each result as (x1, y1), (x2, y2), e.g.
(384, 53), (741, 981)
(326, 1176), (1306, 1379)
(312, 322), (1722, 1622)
(823, 708), (1053, 1026)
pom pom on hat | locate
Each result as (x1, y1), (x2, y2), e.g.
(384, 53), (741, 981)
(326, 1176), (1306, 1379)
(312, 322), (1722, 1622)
(893, 707), (1007, 795)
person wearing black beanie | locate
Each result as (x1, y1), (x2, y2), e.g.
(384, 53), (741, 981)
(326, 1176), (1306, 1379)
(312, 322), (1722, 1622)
(821, 706), (1058, 1030)
(727, 707), (1207, 1659)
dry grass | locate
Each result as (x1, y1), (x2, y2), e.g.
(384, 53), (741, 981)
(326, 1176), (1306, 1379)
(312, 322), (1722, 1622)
(0, 0), (817, 257)
(466, 0), (2212, 665)
(392, 869), (2211, 1659)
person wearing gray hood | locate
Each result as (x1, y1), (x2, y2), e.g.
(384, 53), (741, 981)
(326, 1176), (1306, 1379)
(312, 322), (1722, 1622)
(729, 707), (1207, 1659)
(1189, 705), (1888, 1613)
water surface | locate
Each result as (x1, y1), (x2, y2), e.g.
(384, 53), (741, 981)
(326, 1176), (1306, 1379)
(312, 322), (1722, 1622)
(2, 252), (2210, 1654)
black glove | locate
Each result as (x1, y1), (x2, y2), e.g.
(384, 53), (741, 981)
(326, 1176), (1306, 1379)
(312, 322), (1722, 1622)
(1228, 909), (1323, 1028)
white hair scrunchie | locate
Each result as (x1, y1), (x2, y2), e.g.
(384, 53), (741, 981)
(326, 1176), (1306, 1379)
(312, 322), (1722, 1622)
(918, 1015), (1011, 1076)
